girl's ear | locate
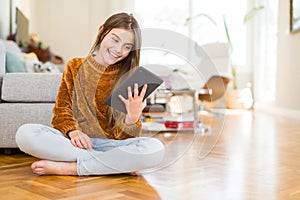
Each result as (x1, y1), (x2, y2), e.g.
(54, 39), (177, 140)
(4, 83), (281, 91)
(98, 25), (104, 36)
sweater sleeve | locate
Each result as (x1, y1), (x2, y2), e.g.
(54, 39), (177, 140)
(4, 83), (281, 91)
(110, 111), (142, 140)
(51, 59), (79, 136)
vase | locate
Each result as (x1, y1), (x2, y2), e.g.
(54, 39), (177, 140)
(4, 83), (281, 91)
(226, 88), (253, 109)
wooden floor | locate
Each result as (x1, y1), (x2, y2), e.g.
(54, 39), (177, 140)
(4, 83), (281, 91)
(1, 110), (300, 200)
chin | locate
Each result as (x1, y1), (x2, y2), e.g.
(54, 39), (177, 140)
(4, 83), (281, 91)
(107, 60), (117, 66)
(109, 58), (123, 65)
(106, 57), (120, 66)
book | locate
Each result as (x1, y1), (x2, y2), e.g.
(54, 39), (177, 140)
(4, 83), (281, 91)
(164, 121), (194, 129)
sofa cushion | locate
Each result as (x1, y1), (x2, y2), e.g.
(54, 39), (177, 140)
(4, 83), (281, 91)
(1, 73), (62, 102)
(5, 51), (27, 72)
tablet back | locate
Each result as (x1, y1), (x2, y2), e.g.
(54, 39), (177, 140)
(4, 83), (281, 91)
(104, 66), (163, 113)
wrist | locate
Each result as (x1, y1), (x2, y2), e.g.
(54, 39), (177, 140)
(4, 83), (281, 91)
(66, 130), (72, 138)
(67, 130), (77, 138)
(125, 115), (137, 125)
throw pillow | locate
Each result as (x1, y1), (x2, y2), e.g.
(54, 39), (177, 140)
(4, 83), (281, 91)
(23, 52), (39, 73)
(5, 51), (27, 73)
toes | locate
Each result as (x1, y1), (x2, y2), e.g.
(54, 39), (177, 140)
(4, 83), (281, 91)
(31, 161), (45, 175)
(31, 161), (38, 170)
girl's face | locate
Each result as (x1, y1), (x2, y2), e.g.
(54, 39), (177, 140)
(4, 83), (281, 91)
(96, 28), (135, 66)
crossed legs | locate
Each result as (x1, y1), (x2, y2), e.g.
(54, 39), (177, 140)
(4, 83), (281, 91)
(15, 124), (165, 176)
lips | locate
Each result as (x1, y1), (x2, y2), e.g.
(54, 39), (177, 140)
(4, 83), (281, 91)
(108, 49), (120, 60)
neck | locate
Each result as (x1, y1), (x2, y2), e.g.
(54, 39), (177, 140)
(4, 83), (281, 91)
(93, 54), (107, 66)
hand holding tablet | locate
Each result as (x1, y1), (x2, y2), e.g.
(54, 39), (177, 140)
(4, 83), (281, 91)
(104, 66), (164, 114)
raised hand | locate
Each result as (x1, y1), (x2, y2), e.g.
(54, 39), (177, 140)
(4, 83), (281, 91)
(118, 83), (147, 125)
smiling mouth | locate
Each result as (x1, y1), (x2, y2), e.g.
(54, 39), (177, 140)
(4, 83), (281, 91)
(108, 49), (120, 59)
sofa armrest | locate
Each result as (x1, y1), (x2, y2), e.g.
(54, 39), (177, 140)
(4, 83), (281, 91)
(0, 40), (5, 77)
(0, 76), (3, 102)
(0, 39), (26, 76)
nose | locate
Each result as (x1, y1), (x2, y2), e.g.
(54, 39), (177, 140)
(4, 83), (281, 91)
(115, 43), (123, 55)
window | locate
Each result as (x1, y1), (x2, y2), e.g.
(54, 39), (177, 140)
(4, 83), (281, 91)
(189, 0), (247, 67)
(134, 0), (278, 100)
(135, 0), (247, 67)
(134, 0), (190, 65)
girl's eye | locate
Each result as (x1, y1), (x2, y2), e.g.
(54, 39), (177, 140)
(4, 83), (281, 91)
(125, 45), (133, 50)
(112, 37), (119, 43)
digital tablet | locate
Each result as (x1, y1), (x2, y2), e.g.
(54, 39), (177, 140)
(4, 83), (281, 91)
(104, 66), (164, 113)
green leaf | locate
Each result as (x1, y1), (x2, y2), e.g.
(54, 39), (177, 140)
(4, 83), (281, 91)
(231, 65), (237, 90)
(223, 16), (233, 52)
(184, 17), (191, 26)
(185, 13), (217, 26)
(243, 5), (265, 24)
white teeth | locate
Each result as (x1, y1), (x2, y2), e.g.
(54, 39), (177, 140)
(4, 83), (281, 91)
(109, 50), (119, 58)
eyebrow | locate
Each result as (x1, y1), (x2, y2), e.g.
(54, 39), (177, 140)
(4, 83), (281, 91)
(111, 33), (134, 46)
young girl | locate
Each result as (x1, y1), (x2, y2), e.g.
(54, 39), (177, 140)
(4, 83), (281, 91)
(15, 13), (165, 176)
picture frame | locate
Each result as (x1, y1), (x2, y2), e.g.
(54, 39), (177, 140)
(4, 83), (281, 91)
(290, 0), (300, 33)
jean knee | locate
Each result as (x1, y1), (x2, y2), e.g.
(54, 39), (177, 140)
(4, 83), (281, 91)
(145, 137), (165, 153)
(151, 138), (165, 163)
(15, 123), (41, 150)
(141, 137), (165, 166)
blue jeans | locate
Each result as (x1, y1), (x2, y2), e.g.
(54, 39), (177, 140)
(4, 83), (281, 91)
(15, 124), (165, 175)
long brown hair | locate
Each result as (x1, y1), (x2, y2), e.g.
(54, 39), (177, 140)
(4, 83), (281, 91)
(89, 13), (142, 128)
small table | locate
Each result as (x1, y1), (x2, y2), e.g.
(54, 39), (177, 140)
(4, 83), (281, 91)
(153, 88), (211, 134)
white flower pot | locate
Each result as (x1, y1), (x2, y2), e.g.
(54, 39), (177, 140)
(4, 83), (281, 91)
(226, 88), (253, 109)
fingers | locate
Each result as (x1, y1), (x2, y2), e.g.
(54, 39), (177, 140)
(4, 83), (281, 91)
(118, 94), (127, 104)
(74, 138), (86, 149)
(80, 135), (93, 149)
(119, 83), (148, 105)
(69, 130), (93, 149)
(133, 83), (139, 97)
(139, 84), (148, 99)
(71, 136), (86, 149)
(128, 83), (147, 99)
(127, 86), (132, 100)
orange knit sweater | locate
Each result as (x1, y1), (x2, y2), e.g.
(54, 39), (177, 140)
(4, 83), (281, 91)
(52, 55), (142, 139)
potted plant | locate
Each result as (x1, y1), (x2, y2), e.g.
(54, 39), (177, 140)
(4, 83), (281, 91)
(185, 6), (264, 109)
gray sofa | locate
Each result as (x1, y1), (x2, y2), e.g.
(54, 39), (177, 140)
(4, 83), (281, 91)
(0, 39), (62, 149)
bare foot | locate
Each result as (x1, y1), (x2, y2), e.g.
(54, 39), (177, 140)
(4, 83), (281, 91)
(31, 160), (77, 175)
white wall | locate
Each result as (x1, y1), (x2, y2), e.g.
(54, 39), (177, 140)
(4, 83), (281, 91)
(277, 0), (300, 110)
(0, 0), (134, 61)
(0, 0), (10, 39)
(0, 0), (32, 39)
(31, 0), (134, 62)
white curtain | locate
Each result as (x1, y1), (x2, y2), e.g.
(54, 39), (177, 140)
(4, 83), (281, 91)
(251, 0), (278, 102)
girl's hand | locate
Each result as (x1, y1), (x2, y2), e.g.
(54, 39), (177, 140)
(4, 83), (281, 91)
(68, 130), (93, 149)
(119, 83), (147, 125)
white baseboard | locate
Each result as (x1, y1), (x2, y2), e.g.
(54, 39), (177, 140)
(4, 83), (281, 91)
(254, 101), (300, 120)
